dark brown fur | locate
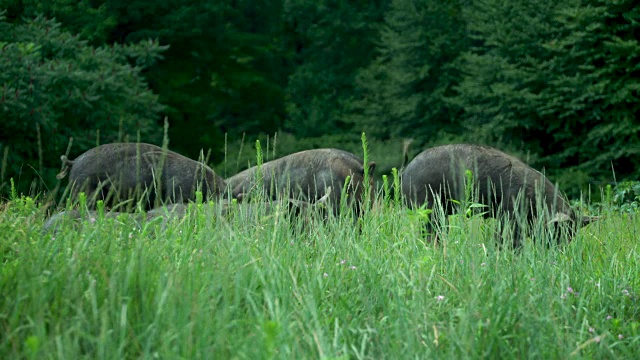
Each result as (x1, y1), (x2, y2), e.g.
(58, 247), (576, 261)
(401, 144), (596, 247)
(57, 143), (226, 209)
(226, 148), (376, 215)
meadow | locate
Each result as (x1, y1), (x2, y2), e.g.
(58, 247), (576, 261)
(1, 183), (638, 359)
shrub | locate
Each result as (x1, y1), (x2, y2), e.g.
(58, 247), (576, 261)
(0, 13), (167, 196)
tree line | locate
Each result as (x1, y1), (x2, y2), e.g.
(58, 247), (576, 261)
(1, 0), (638, 198)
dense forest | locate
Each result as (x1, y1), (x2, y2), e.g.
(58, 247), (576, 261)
(1, 0), (638, 198)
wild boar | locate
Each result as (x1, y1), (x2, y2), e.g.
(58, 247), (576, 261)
(43, 197), (327, 236)
(42, 209), (121, 235)
(401, 144), (597, 247)
(226, 149), (376, 215)
(42, 203), (191, 235)
(56, 143), (227, 210)
(222, 188), (331, 222)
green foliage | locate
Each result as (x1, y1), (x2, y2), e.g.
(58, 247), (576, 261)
(106, 0), (289, 160)
(283, 0), (387, 137)
(0, 0), (116, 43)
(0, 14), (165, 195)
(392, 167), (400, 206)
(539, 0), (640, 181)
(455, 0), (640, 189)
(361, 132), (371, 210)
(254, 139), (264, 198)
(611, 181), (640, 213)
(4, 0), (290, 163)
(347, 0), (468, 143)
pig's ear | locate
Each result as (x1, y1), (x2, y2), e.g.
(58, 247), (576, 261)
(366, 162), (376, 176)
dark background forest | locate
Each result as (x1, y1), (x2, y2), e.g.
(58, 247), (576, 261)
(1, 0), (638, 199)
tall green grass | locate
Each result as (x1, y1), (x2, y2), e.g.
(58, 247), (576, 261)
(1, 189), (638, 359)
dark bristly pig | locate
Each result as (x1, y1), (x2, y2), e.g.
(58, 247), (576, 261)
(42, 203), (190, 235)
(43, 196), (328, 235)
(56, 143), (227, 210)
(401, 144), (598, 247)
(226, 148), (376, 215)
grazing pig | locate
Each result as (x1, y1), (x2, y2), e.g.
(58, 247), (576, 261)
(222, 188), (332, 223)
(401, 144), (597, 247)
(42, 203), (189, 235)
(43, 197), (327, 236)
(226, 149), (376, 215)
(56, 143), (227, 210)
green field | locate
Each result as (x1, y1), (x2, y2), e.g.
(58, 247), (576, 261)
(1, 192), (638, 359)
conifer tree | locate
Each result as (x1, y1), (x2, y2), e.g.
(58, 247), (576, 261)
(283, 0), (387, 137)
(347, 0), (468, 145)
(455, 0), (640, 187)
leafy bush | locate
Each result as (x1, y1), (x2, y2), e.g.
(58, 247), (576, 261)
(611, 181), (640, 213)
(0, 13), (166, 196)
